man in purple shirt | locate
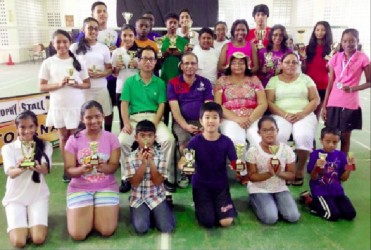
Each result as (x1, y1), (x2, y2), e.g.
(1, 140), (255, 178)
(142, 11), (161, 41)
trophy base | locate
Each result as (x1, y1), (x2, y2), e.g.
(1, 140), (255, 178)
(67, 78), (75, 85)
(20, 161), (35, 168)
(128, 65), (137, 70)
(324, 55), (331, 61)
(169, 46), (177, 50)
(90, 157), (99, 165)
(235, 163), (245, 172)
(271, 159), (279, 166)
(157, 52), (162, 58)
(183, 166), (195, 174)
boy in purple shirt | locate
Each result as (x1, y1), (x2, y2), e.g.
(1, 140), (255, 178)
(178, 102), (238, 228)
(300, 127), (356, 221)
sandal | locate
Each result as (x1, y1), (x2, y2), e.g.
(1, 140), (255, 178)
(292, 177), (304, 186)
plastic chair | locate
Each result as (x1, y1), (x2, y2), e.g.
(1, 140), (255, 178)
(29, 43), (46, 63)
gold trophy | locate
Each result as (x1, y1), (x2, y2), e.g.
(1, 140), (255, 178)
(186, 20), (195, 50)
(169, 35), (177, 50)
(346, 152), (356, 171)
(296, 29), (306, 60)
(127, 50), (137, 69)
(66, 68), (75, 85)
(183, 148), (196, 174)
(264, 52), (274, 68)
(233, 143), (246, 171)
(89, 141), (99, 166)
(318, 152), (328, 161)
(20, 141), (36, 167)
(91, 65), (97, 74)
(104, 32), (113, 47)
(325, 42), (340, 61)
(142, 139), (149, 153)
(316, 152), (327, 172)
(122, 12), (133, 25)
(154, 37), (164, 58)
(268, 145), (280, 171)
(256, 29), (266, 49)
(117, 54), (126, 69)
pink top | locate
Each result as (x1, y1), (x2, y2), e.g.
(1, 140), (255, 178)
(215, 75), (264, 117)
(65, 130), (121, 193)
(226, 41), (253, 68)
(327, 51), (369, 109)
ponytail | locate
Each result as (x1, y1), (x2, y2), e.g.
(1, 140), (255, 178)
(76, 33), (90, 55)
(32, 135), (50, 183)
(68, 50), (82, 71)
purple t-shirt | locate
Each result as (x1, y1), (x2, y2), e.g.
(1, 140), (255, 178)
(307, 149), (347, 197)
(167, 75), (214, 121)
(148, 32), (161, 41)
(258, 48), (292, 87)
(187, 134), (237, 189)
(65, 130), (121, 193)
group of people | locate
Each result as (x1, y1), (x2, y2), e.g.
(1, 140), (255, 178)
(1, 1), (370, 248)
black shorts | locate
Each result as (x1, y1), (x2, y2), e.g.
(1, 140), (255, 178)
(318, 89), (326, 101)
(107, 78), (117, 106)
(192, 186), (237, 223)
(326, 107), (362, 132)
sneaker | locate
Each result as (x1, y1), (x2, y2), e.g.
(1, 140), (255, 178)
(164, 179), (176, 193)
(299, 190), (312, 205)
(62, 173), (71, 183)
(119, 180), (131, 193)
(177, 175), (189, 188)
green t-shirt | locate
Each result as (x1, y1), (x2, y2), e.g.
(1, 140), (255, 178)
(266, 73), (315, 113)
(160, 35), (188, 83)
(121, 73), (166, 115)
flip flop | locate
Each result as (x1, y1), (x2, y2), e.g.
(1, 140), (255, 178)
(292, 177), (304, 186)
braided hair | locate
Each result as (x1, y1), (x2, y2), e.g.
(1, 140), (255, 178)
(52, 29), (82, 71)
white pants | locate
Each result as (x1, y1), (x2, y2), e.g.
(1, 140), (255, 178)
(5, 199), (48, 233)
(84, 87), (113, 116)
(220, 119), (261, 146)
(273, 113), (318, 151)
(118, 113), (176, 183)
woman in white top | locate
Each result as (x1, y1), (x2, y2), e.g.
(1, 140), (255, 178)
(111, 24), (139, 129)
(70, 17), (113, 127)
(245, 116), (300, 225)
(192, 27), (219, 86)
(213, 21), (230, 55)
(1, 111), (52, 247)
(39, 29), (90, 164)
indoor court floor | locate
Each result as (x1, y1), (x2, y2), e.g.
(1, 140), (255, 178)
(0, 62), (370, 250)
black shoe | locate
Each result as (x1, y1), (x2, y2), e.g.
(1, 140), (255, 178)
(62, 173), (71, 183)
(164, 179), (176, 193)
(119, 180), (131, 193)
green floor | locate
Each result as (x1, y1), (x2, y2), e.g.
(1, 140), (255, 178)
(0, 144), (370, 250)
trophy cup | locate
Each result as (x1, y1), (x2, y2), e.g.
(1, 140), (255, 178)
(264, 52), (274, 68)
(186, 20), (195, 50)
(91, 65), (97, 74)
(20, 141), (36, 167)
(268, 145), (280, 171)
(154, 37), (164, 58)
(66, 68), (75, 85)
(169, 35), (177, 50)
(325, 42), (340, 61)
(233, 143), (246, 172)
(117, 54), (126, 69)
(104, 32), (113, 47)
(127, 50), (137, 69)
(142, 139), (150, 153)
(316, 152), (327, 172)
(122, 12), (133, 25)
(346, 152), (356, 171)
(296, 29), (306, 60)
(89, 141), (99, 166)
(183, 148), (196, 174)
(256, 29), (266, 50)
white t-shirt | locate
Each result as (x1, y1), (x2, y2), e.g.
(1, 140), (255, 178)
(192, 45), (218, 85)
(214, 39), (230, 56)
(176, 27), (199, 46)
(2, 139), (53, 206)
(70, 42), (111, 89)
(111, 47), (139, 94)
(38, 56), (89, 109)
(245, 143), (295, 194)
(98, 28), (119, 47)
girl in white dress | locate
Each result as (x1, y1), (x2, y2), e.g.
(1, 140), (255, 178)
(70, 17), (113, 130)
(2, 111), (52, 247)
(39, 29), (90, 168)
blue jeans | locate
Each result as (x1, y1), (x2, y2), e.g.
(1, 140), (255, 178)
(250, 191), (300, 225)
(130, 201), (175, 234)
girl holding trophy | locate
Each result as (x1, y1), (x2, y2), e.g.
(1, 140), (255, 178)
(1, 110), (52, 247)
(322, 28), (370, 153)
(244, 116), (300, 225)
(302, 21), (334, 119)
(112, 24), (139, 129)
(64, 101), (121, 240)
(39, 29), (90, 182)
(70, 17), (113, 132)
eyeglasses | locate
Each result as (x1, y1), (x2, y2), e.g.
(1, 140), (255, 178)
(283, 61), (299, 65)
(140, 57), (156, 62)
(261, 128), (277, 133)
(231, 61), (246, 66)
(87, 26), (99, 31)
